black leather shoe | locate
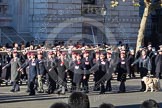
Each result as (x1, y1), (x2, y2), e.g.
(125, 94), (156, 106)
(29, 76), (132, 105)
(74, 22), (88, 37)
(26, 89), (30, 93)
(117, 91), (125, 93)
(29, 93), (35, 96)
(99, 92), (105, 94)
(83, 91), (89, 93)
(140, 89), (145, 91)
(10, 89), (15, 92)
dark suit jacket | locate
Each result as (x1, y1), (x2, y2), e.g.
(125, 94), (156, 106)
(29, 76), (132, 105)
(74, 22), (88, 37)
(155, 54), (162, 73)
(116, 58), (129, 82)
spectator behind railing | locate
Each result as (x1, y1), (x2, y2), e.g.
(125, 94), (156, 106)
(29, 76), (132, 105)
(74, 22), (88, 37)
(49, 102), (71, 108)
(68, 92), (90, 108)
(140, 99), (159, 108)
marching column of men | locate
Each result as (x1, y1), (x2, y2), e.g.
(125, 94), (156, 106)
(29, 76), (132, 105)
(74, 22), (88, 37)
(1, 44), (162, 95)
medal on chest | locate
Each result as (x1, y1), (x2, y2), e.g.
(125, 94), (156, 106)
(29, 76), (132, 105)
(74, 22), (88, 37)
(85, 61), (89, 65)
(32, 61), (36, 66)
(60, 62), (64, 66)
(101, 61), (106, 65)
(75, 66), (79, 69)
(121, 61), (125, 64)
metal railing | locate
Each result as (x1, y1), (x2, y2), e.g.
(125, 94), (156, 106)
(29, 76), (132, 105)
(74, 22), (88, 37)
(1, 32), (13, 43)
(10, 28), (26, 42)
(2, 27), (27, 43)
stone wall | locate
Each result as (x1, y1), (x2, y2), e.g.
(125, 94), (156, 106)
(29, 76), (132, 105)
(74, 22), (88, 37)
(9, 0), (29, 33)
(2, 0), (141, 46)
(29, 0), (82, 43)
(105, 0), (140, 47)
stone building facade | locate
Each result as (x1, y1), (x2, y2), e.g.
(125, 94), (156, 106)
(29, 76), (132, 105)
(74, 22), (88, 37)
(0, 0), (140, 47)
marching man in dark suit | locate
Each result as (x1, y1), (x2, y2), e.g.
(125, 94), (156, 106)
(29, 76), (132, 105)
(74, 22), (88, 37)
(28, 53), (39, 95)
(44, 52), (57, 94)
(68, 52), (77, 92)
(93, 52), (100, 91)
(21, 53), (39, 95)
(37, 52), (46, 93)
(73, 53), (84, 91)
(127, 49), (135, 78)
(21, 52), (31, 92)
(82, 51), (93, 93)
(105, 49), (112, 92)
(90, 52), (110, 94)
(116, 51), (129, 93)
(55, 52), (69, 94)
(2, 51), (21, 92)
(155, 47), (162, 79)
(0, 54), (2, 85)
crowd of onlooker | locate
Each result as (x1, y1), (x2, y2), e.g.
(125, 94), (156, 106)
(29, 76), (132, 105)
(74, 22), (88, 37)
(49, 92), (160, 108)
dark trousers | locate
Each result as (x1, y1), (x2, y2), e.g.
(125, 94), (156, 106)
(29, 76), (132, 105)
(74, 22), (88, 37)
(20, 70), (27, 80)
(93, 72), (100, 91)
(129, 67), (135, 77)
(0, 69), (2, 84)
(70, 81), (76, 91)
(11, 80), (20, 91)
(140, 67), (148, 90)
(76, 83), (80, 91)
(5, 68), (11, 80)
(119, 81), (125, 92)
(26, 80), (30, 92)
(29, 81), (35, 95)
(156, 72), (162, 79)
(47, 75), (56, 93)
(141, 81), (146, 90)
(26, 72), (30, 92)
(0, 69), (2, 78)
(106, 79), (112, 91)
(100, 81), (105, 93)
(82, 74), (90, 92)
(93, 82), (100, 91)
(69, 71), (76, 91)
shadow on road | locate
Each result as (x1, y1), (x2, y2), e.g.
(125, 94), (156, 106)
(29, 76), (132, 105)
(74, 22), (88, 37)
(91, 103), (162, 108)
(0, 94), (68, 104)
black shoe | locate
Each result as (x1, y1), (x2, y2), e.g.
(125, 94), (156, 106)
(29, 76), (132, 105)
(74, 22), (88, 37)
(106, 88), (112, 92)
(29, 93), (35, 96)
(99, 92), (105, 94)
(140, 89), (145, 91)
(46, 90), (54, 94)
(45, 90), (51, 94)
(10, 89), (15, 92)
(132, 75), (136, 78)
(83, 90), (89, 93)
(128, 75), (131, 78)
(93, 88), (100, 91)
(26, 89), (30, 93)
(117, 91), (125, 93)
